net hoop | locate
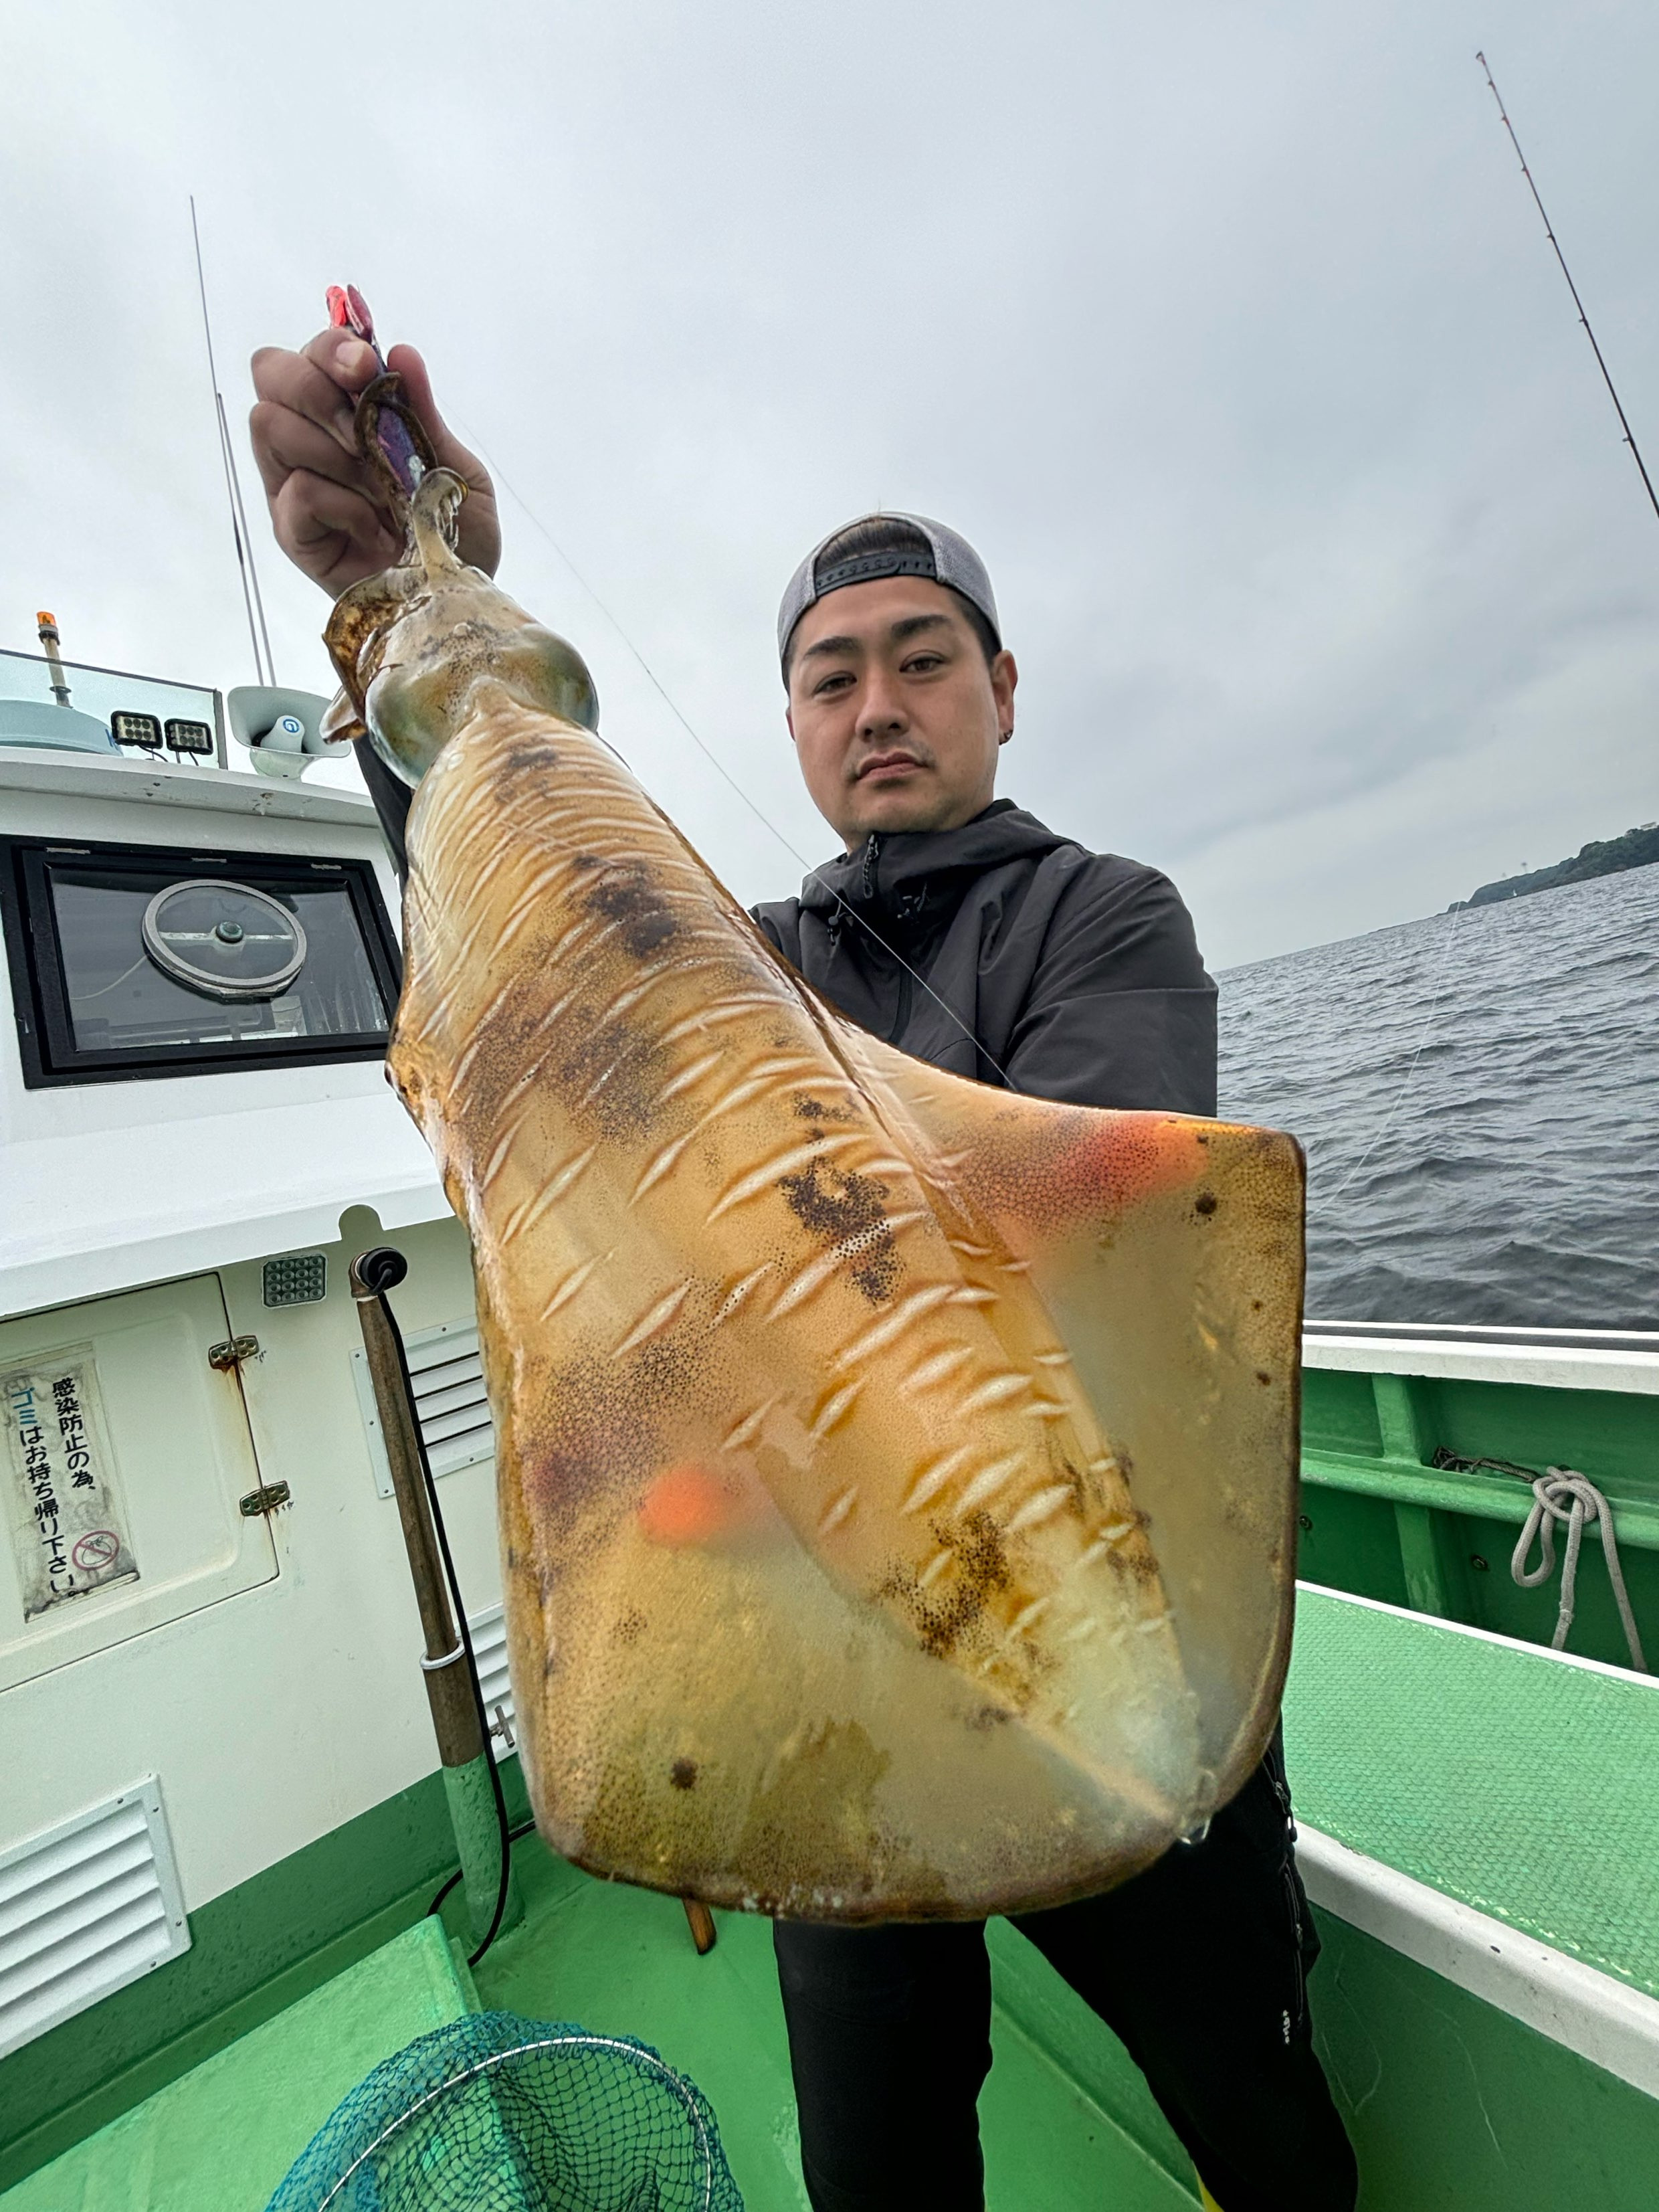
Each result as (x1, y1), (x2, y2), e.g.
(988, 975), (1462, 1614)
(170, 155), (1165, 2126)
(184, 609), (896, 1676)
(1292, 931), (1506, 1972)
(311, 2030), (721, 2212)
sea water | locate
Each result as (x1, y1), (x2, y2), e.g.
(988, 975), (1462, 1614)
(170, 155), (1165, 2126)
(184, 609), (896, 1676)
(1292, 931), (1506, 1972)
(1217, 864), (1659, 1329)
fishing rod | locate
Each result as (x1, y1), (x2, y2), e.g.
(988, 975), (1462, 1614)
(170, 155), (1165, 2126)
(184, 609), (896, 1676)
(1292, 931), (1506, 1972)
(191, 197), (278, 684)
(1476, 51), (1659, 527)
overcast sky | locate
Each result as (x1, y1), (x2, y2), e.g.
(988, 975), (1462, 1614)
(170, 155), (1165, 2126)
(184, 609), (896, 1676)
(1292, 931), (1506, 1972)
(3, 0), (1656, 966)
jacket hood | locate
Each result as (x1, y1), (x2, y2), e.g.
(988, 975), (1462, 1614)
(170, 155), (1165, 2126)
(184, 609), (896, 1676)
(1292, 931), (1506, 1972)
(799, 802), (1072, 927)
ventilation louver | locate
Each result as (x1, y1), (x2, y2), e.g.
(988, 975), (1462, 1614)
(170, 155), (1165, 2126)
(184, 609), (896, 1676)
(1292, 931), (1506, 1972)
(468, 1603), (516, 1761)
(352, 1318), (496, 1497)
(0, 1779), (189, 2059)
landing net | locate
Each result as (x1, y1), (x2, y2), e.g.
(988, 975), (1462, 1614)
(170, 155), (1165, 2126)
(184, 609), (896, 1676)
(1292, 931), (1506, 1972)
(265, 2011), (744, 2212)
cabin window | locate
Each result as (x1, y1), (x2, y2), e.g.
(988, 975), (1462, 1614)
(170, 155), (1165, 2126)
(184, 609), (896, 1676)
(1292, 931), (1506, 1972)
(1, 836), (400, 1085)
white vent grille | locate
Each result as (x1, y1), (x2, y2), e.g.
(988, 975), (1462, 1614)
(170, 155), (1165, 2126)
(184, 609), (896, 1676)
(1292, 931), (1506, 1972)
(352, 1319), (496, 1498)
(0, 1779), (189, 2060)
(469, 1604), (516, 1761)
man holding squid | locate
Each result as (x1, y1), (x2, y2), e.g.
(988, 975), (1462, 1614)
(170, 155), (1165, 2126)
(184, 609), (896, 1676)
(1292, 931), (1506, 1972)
(252, 324), (1357, 2212)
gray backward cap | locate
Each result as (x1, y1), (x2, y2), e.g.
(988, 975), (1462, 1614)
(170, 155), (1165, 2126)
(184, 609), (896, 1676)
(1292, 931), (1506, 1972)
(777, 511), (1001, 668)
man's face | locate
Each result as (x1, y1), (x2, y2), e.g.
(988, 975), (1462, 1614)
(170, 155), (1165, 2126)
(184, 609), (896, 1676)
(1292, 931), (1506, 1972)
(785, 577), (1017, 846)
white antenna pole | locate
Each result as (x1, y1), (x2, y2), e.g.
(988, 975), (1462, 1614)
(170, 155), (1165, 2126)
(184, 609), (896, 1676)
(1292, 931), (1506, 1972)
(190, 196), (277, 686)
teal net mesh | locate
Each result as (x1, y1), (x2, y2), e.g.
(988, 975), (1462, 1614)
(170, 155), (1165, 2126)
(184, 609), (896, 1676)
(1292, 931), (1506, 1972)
(265, 2012), (745, 2212)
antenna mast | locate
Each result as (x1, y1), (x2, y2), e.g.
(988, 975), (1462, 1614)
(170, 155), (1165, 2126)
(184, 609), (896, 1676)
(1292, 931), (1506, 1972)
(190, 196), (278, 684)
(1476, 51), (1659, 526)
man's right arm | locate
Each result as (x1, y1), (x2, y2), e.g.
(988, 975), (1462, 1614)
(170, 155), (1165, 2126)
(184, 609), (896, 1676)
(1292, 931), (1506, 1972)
(249, 327), (504, 877)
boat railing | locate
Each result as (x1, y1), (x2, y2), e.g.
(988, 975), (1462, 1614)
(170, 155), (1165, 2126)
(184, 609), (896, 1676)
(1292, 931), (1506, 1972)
(1305, 1317), (1659, 1356)
(1296, 1321), (1658, 1668)
(0, 646), (225, 767)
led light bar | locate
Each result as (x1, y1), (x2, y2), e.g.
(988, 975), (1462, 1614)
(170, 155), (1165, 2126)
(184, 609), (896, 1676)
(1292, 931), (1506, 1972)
(109, 711), (163, 750)
(165, 719), (214, 756)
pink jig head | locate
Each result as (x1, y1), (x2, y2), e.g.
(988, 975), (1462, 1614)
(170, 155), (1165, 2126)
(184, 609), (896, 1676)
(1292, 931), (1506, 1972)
(327, 284), (427, 500)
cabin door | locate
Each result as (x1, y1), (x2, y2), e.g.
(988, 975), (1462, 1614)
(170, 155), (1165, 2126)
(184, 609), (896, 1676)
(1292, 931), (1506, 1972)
(0, 1273), (277, 1691)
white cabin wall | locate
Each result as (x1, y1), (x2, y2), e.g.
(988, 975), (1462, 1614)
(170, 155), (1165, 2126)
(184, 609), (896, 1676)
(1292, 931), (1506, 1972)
(1, 1213), (502, 1914)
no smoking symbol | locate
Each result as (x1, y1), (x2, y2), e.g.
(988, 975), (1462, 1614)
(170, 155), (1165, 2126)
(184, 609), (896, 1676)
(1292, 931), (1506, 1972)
(72, 1530), (120, 1572)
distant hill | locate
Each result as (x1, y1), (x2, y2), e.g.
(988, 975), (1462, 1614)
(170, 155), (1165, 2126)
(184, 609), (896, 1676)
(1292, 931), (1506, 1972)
(1451, 821), (1659, 911)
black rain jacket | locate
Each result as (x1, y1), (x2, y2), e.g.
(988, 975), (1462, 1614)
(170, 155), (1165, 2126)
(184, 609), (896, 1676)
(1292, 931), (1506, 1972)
(361, 751), (1215, 1116)
(752, 800), (1217, 1116)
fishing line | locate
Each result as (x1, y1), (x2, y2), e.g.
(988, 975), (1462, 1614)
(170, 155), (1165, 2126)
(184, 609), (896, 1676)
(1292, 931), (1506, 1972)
(1476, 52), (1659, 527)
(448, 411), (1013, 1084)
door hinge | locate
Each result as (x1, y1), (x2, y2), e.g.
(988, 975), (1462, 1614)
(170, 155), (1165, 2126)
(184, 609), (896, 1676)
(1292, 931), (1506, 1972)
(209, 1334), (262, 1373)
(239, 1481), (292, 1517)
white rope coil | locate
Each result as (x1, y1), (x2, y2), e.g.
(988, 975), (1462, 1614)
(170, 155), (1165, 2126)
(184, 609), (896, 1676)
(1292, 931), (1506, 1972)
(1510, 1467), (1648, 1673)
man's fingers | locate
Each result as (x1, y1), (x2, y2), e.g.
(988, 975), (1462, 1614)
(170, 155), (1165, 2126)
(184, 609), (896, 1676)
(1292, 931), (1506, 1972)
(249, 400), (382, 504)
(385, 343), (490, 490)
(271, 470), (399, 592)
(252, 341), (365, 458)
(278, 468), (397, 559)
(300, 326), (383, 397)
(385, 343), (503, 577)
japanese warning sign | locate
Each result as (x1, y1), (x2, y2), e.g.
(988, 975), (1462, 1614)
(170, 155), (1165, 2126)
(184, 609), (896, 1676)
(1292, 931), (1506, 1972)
(3, 1348), (138, 1618)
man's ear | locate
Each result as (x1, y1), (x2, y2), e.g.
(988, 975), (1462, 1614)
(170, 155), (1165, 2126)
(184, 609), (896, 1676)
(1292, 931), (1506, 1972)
(993, 650), (1018, 742)
(785, 703), (797, 743)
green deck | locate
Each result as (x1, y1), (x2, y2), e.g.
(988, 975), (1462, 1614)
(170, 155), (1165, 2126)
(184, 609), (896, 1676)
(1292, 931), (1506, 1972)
(13, 1820), (1659, 2212)
(9, 1352), (1659, 2212)
(1284, 1585), (1659, 1999)
(11, 1579), (1659, 2211)
(2, 1850), (1205, 2212)
(468, 1847), (1206, 2211)
(0, 1918), (473, 2212)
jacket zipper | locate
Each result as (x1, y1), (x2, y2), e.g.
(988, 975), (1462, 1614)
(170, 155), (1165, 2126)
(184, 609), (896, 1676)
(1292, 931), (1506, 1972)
(1282, 1862), (1308, 2039)
(1268, 1757), (1308, 2039)
(1268, 1756), (1296, 1840)
(860, 833), (914, 1040)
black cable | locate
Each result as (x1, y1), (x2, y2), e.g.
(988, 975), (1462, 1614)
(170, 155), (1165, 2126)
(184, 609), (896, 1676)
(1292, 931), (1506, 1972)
(427, 1817), (539, 1922)
(357, 1247), (516, 1964)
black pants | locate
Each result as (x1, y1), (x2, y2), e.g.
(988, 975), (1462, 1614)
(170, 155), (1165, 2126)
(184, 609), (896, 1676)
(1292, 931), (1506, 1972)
(773, 1745), (1357, 2212)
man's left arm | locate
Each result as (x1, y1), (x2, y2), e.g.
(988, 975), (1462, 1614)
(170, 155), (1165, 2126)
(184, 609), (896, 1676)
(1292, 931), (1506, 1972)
(1001, 858), (1217, 1116)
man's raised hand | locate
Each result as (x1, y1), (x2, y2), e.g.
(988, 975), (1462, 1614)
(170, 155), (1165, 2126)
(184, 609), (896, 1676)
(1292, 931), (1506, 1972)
(250, 330), (502, 597)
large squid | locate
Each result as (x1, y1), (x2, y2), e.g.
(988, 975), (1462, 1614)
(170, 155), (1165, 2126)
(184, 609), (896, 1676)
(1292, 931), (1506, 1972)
(326, 387), (1304, 1921)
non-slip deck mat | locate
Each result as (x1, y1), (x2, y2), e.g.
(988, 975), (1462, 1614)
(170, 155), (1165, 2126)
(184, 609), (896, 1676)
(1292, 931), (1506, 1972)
(0, 1917), (470, 2212)
(1284, 1586), (1659, 1998)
